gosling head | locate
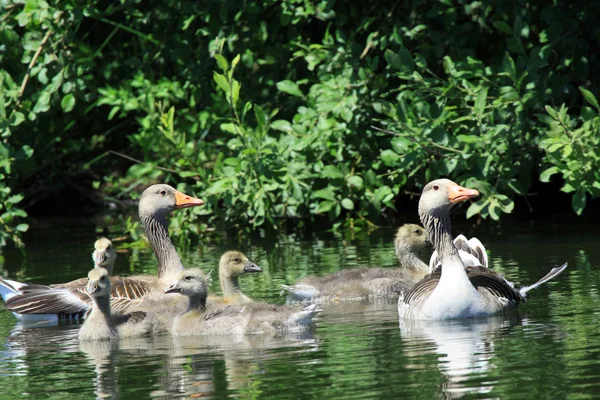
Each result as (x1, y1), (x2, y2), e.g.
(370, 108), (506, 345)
(419, 179), (479, 219)
(395, 224), (429, 256)
(219, 251), (262, 278)
(139, 184), (205, 218)
(92, 238), (117, 268)
(164, 268), (210, 298)
(86, 268), (111, 297)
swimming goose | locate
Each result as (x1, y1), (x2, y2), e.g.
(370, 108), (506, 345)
(165, 269), (319, 336)
(215, 251), (262, 304)
(398, 179), (568, 320)
(1, 184), (204, 321)
(281, 223), (431, 303)
(79, 268), (159, 341)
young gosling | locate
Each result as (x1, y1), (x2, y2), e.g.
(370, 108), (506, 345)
(217, 250), (262, 304)
(165, 269), (319, 336)
(92, 238), (118, 275)
(79, 268), (157, 341)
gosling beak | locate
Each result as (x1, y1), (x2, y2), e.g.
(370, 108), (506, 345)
(164, 281), (182, 294)
(93, 249), (106, 267)
(448, 183), (479, 204)
(243, 260), (262, 273)
(86, 281), (99, 295)
(174, 190), (205, 209)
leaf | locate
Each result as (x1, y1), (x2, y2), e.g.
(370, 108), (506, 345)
(347, 175), (364, 189)
(14, 145), (33, 160)
(502, 53), (517, 82)
(215, 54), (228, 72)
(539, 166), (559, 182)
(572, 189), (587, 215)
(341, 198), (354, 210)
(474, 87), (488, 118)
(321, 165), (344, 179)
(317, 200), (335, 213)
(15, 224), (28, 232)
(457, 135), (480, 144)
(213, 72), (230, 93)
(313, 188), (336, 201)
(276, 80), (303, 97)
(61, 93), (75, 112)
(33, 91), (51, 113)
(579, 87), (600, 110)
(381, 149), (401, 166)
(385, 48), (414, 75)
(466, 199), (487, 219)
(270, 120), (292, 132)
(493, 21), (513, 34)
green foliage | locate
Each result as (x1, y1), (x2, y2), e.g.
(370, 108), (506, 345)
(538, 90), (600, 215)
(1, 0), (599, 246)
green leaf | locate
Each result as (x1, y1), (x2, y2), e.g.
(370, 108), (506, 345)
(314, 188), (336, 201)
(539, 166), (559, 182)
(579, 87), (600, 110)
(385, 48), (414, 75)
(14, 145), (33, 160)
(15, 224), (28, 232)
(474, 87), (488, 118)
(270, 120), (292, 132)
(276, 80), (303, 97)
(213, 72), (230, 93)
(341, 198), (354, 210)
(321, 165), (344, 179)
(457, 135), (480, 144)
(33, 91), (51, 113)
(347, 175), (364, 189)
(572, 189), (587, 215)
(317, 200), (335, 213)
(466, 199), (487, 219)
(61, 93), (75, 112)
(493, 21), (513, 34)
(381, 149), (401, 166)
(215, 54), (229, 72)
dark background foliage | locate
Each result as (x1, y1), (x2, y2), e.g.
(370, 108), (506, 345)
(1, 0), (599, 248)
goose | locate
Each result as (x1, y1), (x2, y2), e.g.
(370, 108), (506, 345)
(398, 179), (568, 320)
(281, 223), (431, 303)
(0, 237), (117, 307)
(1, 184), (204, 322)
(165, 269), (320, 336)
(212, 250), (262, 304)
(79, 268), (159, 341)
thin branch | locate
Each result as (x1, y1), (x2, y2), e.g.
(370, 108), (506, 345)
(108, 150), (181, 175)
(16, 29), (53, 106)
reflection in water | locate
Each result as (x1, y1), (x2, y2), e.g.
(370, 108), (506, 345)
(400, 314), (521, 398)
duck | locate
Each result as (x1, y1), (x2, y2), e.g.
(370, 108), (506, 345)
(398, 179), (568, 320)
(1, 184), (205, 322)
(281, 223), (431, 303)
(210, 251), (262, 305)
(165, 269), (320, 336)
(78, 268), (159, 341)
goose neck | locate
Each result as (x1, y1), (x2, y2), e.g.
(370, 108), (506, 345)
(140, 211), (183, 279)
(90, 295), (115, 327)
(219, 269), (240, 296)
(187, 294), (207, 313)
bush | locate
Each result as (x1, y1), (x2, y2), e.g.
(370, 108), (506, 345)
(0, 0), (599, 248)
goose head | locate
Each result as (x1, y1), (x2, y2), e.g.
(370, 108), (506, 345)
(139, 184), (205, 217)
(86, 268), (111, 297)
(395, 224), (429, 254)
(418, 179), (479, 218)
(164, 268), (209, 298)
(92, 238), (117, 268)
(219, 251), (262, 279)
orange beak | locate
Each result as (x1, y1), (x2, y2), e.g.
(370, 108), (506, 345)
(174, 190), (205, 209)
(448, 182), (479, 204)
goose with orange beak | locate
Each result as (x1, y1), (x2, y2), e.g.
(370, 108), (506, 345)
(398, 179), (567, 320)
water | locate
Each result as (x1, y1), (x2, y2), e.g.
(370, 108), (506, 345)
(0, 215), (598, 399)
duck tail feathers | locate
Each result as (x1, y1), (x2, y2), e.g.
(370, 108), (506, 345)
(519, 262), (568, 296)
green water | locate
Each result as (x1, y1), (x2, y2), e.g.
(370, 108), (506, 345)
(0, 216), (598, 399)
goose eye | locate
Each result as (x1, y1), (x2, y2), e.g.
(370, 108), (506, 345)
(414, 229), (421, 235)
(159, 189), (167, 196)
(106, 245), (111, 250)
(184, 276), (192, 282)
(233, 258), (241, 263)
(433, 184), (439, 190)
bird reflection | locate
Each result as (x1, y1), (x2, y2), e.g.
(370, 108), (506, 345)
(79, 340), (119, 399)
(399, 314), (521, 398)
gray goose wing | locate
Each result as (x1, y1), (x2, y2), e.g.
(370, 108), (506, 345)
(467, 267), (525, 304)
(109, 277), (154, 314)
(401, 270), (441, 305)
(4, 284), (90, 317)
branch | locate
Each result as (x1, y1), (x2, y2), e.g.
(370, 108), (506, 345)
(17, 30), (53, 103)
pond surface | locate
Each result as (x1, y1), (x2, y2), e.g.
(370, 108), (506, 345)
(0, 213), (599, 399)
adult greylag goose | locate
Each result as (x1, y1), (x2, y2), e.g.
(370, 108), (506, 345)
(398, 179), (568, 320)
(1, 184), (204, 322)
(79, 268), (160, 341)
(281, 223), (431, 304)
(165, 269), (319, 336)
(211, 251), (262, 305)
